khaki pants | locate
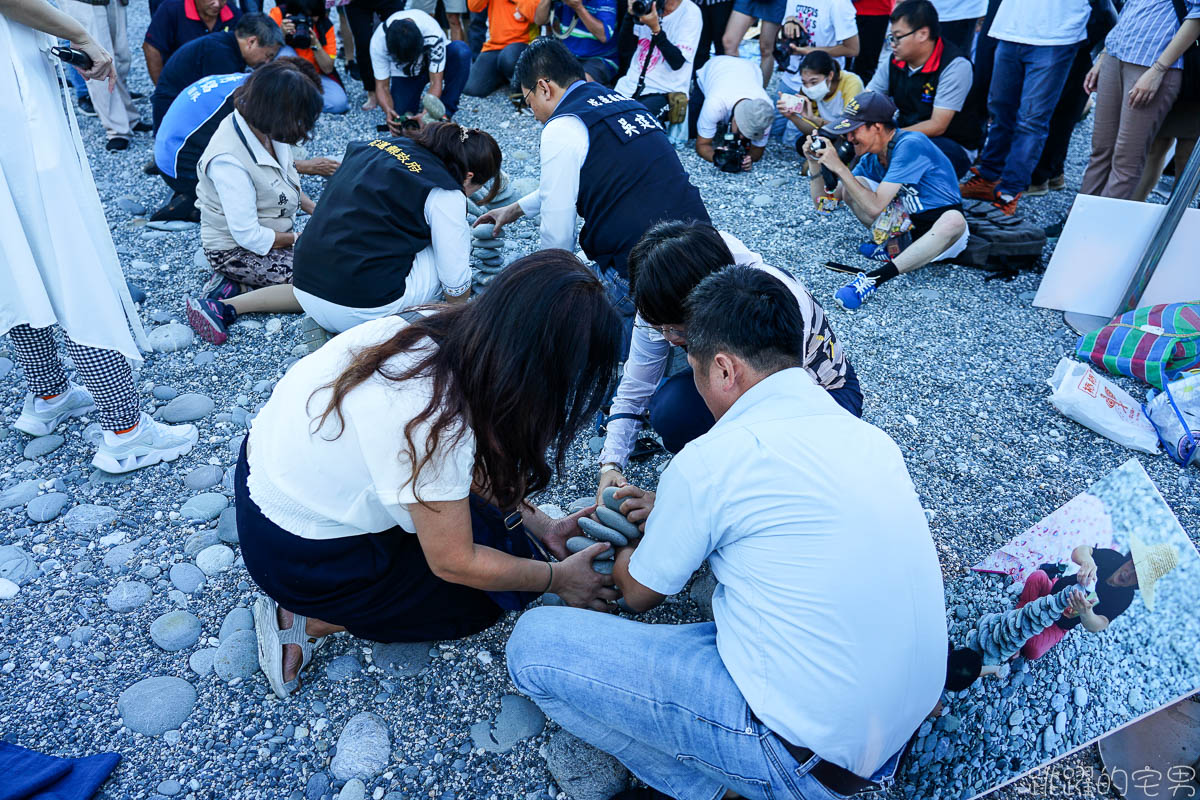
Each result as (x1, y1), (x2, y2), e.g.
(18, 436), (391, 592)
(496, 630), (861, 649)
(60, 0), (139, 139)
(1081, 56), (1182, 200)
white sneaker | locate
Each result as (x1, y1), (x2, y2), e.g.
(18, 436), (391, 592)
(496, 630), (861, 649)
(91, 412), (199, 474)
(13, 383), (96, 436)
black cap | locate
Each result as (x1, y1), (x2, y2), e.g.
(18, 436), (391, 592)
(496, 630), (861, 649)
(824, 91), (898, 134)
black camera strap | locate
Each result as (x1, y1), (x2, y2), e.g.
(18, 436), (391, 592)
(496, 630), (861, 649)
(632, 33), (656, 99)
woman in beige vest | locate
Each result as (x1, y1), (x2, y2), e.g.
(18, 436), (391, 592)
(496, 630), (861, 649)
(186, 57), (323, 345)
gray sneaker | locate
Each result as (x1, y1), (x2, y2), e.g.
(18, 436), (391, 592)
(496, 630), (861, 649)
(13, 383), (96, 436)
(91, 412), (199, 474)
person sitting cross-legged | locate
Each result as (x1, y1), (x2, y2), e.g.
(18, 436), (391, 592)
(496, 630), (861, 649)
(507, 264), (948, 800)
(596, 221), (863, 500)
(805, 91), (968, 310)
(238, 252), (622, 697)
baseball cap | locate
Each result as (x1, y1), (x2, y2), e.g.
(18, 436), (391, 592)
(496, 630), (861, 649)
(824, 91), (898, 134)
(733, 98), (774, 141)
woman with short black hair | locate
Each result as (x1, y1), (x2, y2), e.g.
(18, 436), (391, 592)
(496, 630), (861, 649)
(596, 221), (863, 498)
(238, 252), (622, 697)
(185, 57), (323, 344)
(290, 121), (502, 335)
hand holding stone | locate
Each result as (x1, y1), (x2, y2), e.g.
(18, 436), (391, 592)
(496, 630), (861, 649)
(554, 544), (619, 612)
(540, 505), (596, 561)
(595, 468), (626, 505)
(605, 484), (654, 531)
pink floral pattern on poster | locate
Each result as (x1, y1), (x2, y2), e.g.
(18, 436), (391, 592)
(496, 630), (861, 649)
(973, 493), (1116, 584)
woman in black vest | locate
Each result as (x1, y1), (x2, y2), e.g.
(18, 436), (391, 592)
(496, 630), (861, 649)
(290, 122), (502, 336)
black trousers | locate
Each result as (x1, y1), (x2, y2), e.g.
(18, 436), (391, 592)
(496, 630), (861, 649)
(694, 0), (734, 72)
(850, 13), (889, 82)
(963, 0), (1004, 145)
(346, 0), (406, 93)
(1030, 41), (1093, 185)
(939, 18), (978, 54)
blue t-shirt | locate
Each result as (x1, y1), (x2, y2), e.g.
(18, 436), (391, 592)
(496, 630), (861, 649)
(852, 129), (961, 217)
(155, 72), (246, 178)
(145, 0), (241, 62)
(556, 0), (618, 63)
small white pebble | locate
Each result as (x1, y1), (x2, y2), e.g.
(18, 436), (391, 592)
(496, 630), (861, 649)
(904, 414), (919, 426)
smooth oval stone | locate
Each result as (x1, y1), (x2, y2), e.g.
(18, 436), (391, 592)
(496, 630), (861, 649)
(216, 508), (239, 544)
(470, 223), (496, 239)
(600, 486), (624, 514)
(595, 506), (641, 540)
(212, 628), (257, 681)
(371, 641), (431, 678)
(330, 712), (390, 780)
(181, 493), (227, 522)
(146, 219), (198, 231)
(23, 435), (64, 459)
(195, 544), (234, 576)
(219, 606), (253, 641)
(473, 237), (504, 249)
(326, 654), (362, 682)
(117, 676), (197, 735)
(183, 531), (219, 558)
(169, 563), (206, 595)
(150, 610), (202, 651)
(152, 386), (179, 401)
(27, 493), (69, 523)
(183, 466), (224, 491)
(577, 517), (628, 547)
(106, 580), (151, 612)
(160, 393), (214, 424)
(0, 480), (41, 509)
(0, 578), (19, 599)
(0, 546), (40, 586)
(566, 536), (613, 560)
(189, 647), (217, 676)
(63, 504), (118, 533)
(148, 323), (194, 353)
(592, 559), (614, 575)
(103, 545), (136, 570)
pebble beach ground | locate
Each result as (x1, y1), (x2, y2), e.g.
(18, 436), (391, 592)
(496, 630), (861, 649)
(1, 7), (1198, 800)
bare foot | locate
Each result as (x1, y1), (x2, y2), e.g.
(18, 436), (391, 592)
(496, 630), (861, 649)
(362, 95), (378, 111)
(277, 606), (305, 684)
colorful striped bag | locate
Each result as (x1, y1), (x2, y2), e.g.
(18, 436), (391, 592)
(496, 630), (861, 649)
(1075, 303), (1200, 390)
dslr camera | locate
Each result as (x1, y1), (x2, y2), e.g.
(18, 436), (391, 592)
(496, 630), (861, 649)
(773, 24), (810, 72)
(810, 135), (856, 189)
(712, 125), (748, 174)
(631, 0), (655, 17)
(285, 13), (313, 48)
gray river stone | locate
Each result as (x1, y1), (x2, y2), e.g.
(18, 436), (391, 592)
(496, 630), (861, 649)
(592, 559), (614, 575)
(0, 480), (41, 509)
(183, 531), (219, 558)
(473, 237), (504, 249)
(541, 729), (630, 800)
(189, 647), (217, 676)
(219, 606), (253, 641)
(212, 628), (257, 681)
(63, 504), (118, 533)
(595, 506), (641, 540)
(470, 694), (546, 753)
(150, 610), (202, 651)
(26, 493), (69, 522)
(118, 676), (197, 735)
(169, 563), (206, 594)
(160, 393), (214, 423)
(600, 486), (624, 513)
(566, 536), (614, 559)
(0, 546), (40, 586)
(470, 223), (497, 239)
(195, 544), (234, 575)
(106, 581), (152, 612)
(148, 323), (194, 353)
(330, 712), (390, 780)
(577, 517), (628, 547)
(23, 435), (64, 459)
(216, 508), (239, 544)
(184, 466), (224, 491)
(371, 641), (432, 678)
(326, 654), (363, 682)
(181, 493), (227, 522)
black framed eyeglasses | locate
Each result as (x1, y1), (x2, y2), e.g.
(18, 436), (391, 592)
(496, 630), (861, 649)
(885, 29), (917, 47)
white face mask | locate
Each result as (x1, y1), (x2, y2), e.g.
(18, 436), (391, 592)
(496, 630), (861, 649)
(801, 80), (829, 101)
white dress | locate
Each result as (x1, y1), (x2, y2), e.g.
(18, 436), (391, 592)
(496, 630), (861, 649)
(0, 15), (147, 359)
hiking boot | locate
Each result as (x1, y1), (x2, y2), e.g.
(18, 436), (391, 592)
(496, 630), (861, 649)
(201, 273), (249, 303)
(835, 272), (879, 310)
(92, 412), (198, 474)
(13, 383), (96, 436)
(1049, 174), (1066, 191)
(185, 297), (236, 345)
(960, 173), (999, 201)
(993, 192), (1021, 216)
(150, 192), (200, 222)
(1025, 181), (1049, 197)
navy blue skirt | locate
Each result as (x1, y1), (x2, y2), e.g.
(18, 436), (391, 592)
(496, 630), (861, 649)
(235, 440), (543, 643)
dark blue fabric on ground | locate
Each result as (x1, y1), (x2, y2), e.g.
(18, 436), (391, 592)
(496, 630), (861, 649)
(0, 742), (119, 800)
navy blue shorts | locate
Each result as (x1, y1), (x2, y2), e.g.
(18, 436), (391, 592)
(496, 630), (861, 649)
(732, 0), (786, 25)
(235, 440), (541, 643)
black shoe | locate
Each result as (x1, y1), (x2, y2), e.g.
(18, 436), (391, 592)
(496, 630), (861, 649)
(347, 60), (360, 81)
(130, 90), (146, 99)
(143, 158), (162, 176)
(150, 192), (200, 223)
(609, 789), (673, 800)
(106, 137), (130, 151)
(132, 121), (153, 133)
(77, 95), (97, 116)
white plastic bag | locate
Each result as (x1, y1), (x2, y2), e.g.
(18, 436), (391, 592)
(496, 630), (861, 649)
(1145, 372), (1200, 466)
(1046, 358), (1159, 454)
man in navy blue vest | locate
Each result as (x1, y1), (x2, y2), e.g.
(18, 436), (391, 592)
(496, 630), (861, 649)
(476, 37), (710, 350)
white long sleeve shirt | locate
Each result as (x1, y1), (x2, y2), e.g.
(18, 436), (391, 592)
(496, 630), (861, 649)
(206, 140), (297, 256)
(518, 84), (591, 254)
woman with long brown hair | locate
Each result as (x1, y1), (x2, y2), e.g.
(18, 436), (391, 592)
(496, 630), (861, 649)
(237, 251), (622, 698)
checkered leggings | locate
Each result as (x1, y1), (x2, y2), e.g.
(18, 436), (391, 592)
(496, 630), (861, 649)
(5, 324), (140, 431)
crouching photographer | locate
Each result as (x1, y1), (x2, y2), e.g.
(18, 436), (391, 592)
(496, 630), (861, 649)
(269, 0), (349, 113)
(690, 54), (773, 172)
(805, 91), (967, 311)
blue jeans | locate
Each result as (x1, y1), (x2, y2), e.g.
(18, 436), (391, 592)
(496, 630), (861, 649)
(390, 40), (471, 117)
(978, 41), (1077, 195)
(277, 46), (349, 114)
(508, 607), (902, 800)
(600, 265), (636, 357)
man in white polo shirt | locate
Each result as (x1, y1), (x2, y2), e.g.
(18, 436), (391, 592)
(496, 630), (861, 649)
(507, 265), (947, 800)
